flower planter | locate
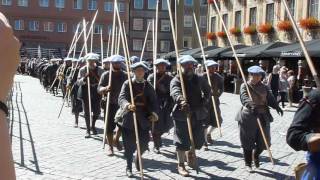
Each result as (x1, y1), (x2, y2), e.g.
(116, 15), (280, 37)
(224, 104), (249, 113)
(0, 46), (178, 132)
(206, 32), (216, 40)
(258, 23), (273, 34)
(277, 20), (293, 32)
(217, 31), (227, 38)
(229, 27), (241, 36)
(299, 17), (320, 30)
(243, 25), (257, 35)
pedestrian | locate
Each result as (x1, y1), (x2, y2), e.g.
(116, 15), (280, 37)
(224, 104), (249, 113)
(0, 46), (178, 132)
(287, 70), (297, 107)
(279, 66), (289, 108)
(117, 61), (159, 177)
(77, 53), (104, 138)
(267, 65), (281, 100)
(98, 55), (127, 156)
(170, 55), (211, 176)
(147, 58), (173, 154)
(0, 12), (20, 180)
(203, 60), (224, 150)
(286, 89), (320, 180)
(235, 65), (283, 172)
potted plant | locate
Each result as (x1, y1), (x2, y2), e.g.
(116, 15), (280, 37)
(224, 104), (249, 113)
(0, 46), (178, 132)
(277, 20), (293, 32)
(217, 31), (227, 38)
(206, 32), (216, 40)
(299, 17), (320, 30)
(243, 25), (257, 35)
(258, 23), (273, 34)
(229, 27), (241, 36)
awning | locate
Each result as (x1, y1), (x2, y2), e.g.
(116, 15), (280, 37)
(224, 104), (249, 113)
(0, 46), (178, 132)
(221, 42), (288, 59)
(162, 48), (190, 59)
(263, 39), (320, 59)
(193, 44), (248, 59)
(180, 46), (219, 56)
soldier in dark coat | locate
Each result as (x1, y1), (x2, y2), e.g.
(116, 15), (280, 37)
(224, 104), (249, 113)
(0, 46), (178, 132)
(202, 60), (224, 150)
(170, 55), (211, 176)
(118, 62), (159, 177)
(59, 58), (72, 98)
(98, 55), (127, 156)
(147, 58), (173, 154)
(66, 58), (84, 127)
(235, 65), (283, 172)
(286, 89), (320, 179)
(77, 53), (104, 138)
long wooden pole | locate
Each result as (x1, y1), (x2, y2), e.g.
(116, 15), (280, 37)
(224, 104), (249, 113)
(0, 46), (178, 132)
(111, 0), (117, 55)
(115, 4), (144, 179)
(193, 13), (222, 137)
(106, 30), (111, 57)
(281, 0), (320, 89)
(100, 31), (104, 61)
(212, 0), (274, 164)
(140, 22), (151, 61)
(167, 0), (199, 173)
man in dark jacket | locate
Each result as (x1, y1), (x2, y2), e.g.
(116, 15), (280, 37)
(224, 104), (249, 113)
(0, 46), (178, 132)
(170, 55), (211, 176)
(118, 61), (159, 177)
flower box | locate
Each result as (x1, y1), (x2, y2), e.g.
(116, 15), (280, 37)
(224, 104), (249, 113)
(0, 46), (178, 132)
(258, 23), (273, 34)
(299, 17), (320, 30)
(229, 27), (241, 36)
(277, 20), (293, 32)
(243, 25), (257, 35)
(206, 32), (216, 40)
(217, 31), (227, 38)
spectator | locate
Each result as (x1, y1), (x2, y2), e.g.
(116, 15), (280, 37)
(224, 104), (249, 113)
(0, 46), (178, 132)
(0, 12), (20, 180)
(279, 67), (289, 108)
(287, 70), (297, 107)
(267, 65), (281, 100)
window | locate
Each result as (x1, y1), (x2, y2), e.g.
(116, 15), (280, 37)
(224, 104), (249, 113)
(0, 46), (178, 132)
(160, 19), (170, 32)
(160, 40), (170, 52)
(133, 39), (143, 51)
(148, 0), (156, 9)
(285, 0), (295, 19)
(147, 19), (154, 31)
(200, 16), (207, 28)
(184, 16), (192, 28)
(88, 0), (97, 10)
(39, 0), (49, 7)
(235, 11), (241, 28)
(18, 0), (28, 7)
(249, 7), (256, 25)
(222, 14), (228, 29)
(309, 0), (319, 18)
(1, 0), (12, 5)
(134, 0), (143, 9)
(185, 0), (193, 6)
(183, 37), (192, 48)
(29, 21), (39, 31)
(104, 2), (113, 11)
(211, 16), (216, 32)
(133, 18), (143, 30)
(162, 0), (168, 10)
(14, 20), (24, 30)
(44, 22), (54, 32)
(57, 22), (67, 32)
(118, 2), (125, 12)
(200, 0), (206, 6)
(94, 24), (103, 34)
(266, 3), (274, 24)
(146, 40), (153, 52)
(73, 0), (83, 9)
(107, 25), (112, 34)
(55, 0), (65, 8)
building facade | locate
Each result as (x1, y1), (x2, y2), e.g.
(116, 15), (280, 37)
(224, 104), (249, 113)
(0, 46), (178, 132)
(0, 0), (129, 57)
(207, 0), (320, 47)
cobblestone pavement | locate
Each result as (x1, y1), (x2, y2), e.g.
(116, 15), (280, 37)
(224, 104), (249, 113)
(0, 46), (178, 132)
(9, 75), (305, 180)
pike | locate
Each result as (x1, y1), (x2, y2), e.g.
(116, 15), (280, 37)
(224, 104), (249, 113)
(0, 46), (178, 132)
(167, 0), (199, 173)
(152, 0), (159, 133)
(140, 22), (151, 62)
(115, 3), (144, 179)
(211, 0), (274, 164)
(281, 0), (320, 89)
(192, 13), (222, 137)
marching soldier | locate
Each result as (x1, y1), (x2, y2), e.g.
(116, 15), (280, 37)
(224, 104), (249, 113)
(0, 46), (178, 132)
(287, 89), (320, 179)
(118, 61), (159, 177)
(203, 60), (224, 150)
(102, 57), (110, 71)
(147, 58), (173, 154)
(77, 53), (104, 138)
(170, 55), (211, 176)
(235, 65), (283, 172)
(66, 58), (84, 127)
(98, 55), (127, 156)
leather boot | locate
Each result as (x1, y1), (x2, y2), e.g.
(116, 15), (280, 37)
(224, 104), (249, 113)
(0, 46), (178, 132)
(186, 150), (196, 169)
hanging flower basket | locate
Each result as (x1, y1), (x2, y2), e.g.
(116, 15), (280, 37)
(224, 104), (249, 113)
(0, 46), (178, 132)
(217, 31), (227, 38)
(229, 27), (241, 36)
(243, 25), (257, 35)
(258, 23), (273, 34)
(299, 17), (320, 30)
(277, 20), (293, 32)
(206, 32), (216, 40)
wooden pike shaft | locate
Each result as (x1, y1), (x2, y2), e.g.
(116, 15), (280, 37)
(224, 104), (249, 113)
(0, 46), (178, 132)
(281, 0), (320, 89)
(122, 22), (131, 58)
(192, 13), (222, 137)
(140, 22), (151, 61)
(111, 0), (117, 55)
(115, 4), (144, 179)
(106, 30), (111, 57)
(167, 0), (199, 173)
(212, 0), (274, 164)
